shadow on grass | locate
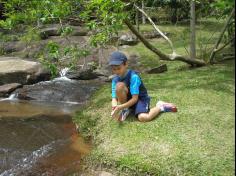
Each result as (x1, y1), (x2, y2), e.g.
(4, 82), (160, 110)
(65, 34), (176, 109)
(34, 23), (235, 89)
(121, 112), (166, 124)
(149, 61), (235, 95)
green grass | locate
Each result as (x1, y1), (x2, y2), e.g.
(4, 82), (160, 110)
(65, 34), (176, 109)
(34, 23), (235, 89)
(74, 59), (235, 175)
(74, 20), (235, 175)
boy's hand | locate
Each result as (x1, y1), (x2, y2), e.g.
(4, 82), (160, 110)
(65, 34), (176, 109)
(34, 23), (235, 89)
(111, 105), (122, 118)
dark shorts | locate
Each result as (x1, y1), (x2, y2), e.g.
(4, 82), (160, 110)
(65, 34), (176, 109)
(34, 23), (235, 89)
(130, 97), (150, 117)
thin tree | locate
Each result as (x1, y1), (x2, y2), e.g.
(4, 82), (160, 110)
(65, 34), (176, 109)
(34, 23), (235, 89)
(190, 0), (196, 61)
(130, 3), (206, 66)
(135, 3), (140, 31)
(209, 8), (235, 63)
(142, 1), (146, 24)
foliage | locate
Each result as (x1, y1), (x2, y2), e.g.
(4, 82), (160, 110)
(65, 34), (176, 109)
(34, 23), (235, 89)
(20, 27), (41, 44)
(0, 0), (234, 71)
(81, 0), (127, 47)
(211, 0), (235, 44)
(143, 0), (216, 23)
(211, 0), (235, 17)
(0, 0), (91, 77)
(0, 0), (81, 29)
(39, 41), (90, 78)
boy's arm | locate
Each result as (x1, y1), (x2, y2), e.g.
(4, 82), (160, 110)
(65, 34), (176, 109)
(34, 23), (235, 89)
(112, 95), (138, 116)
(118, 95), (138, 110)
(111, 78), (119, 110)
(111, 95), (139, 116)
(112, 98), (118, 109)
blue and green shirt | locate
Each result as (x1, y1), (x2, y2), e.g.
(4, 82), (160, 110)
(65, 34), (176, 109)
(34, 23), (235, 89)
(111, 69), (149, 101)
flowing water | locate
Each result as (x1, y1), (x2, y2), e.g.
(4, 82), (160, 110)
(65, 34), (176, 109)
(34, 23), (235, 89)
(0, 65), (105, 175)
(0, 99), (92, 176)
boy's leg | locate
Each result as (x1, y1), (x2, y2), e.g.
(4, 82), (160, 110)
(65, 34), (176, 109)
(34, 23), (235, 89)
(138, 107), (161, 122)
(156, 101), (177, 112)
(116, 82), (128, 104)
(138, 100), (177, 122)
(112, 82), (129, 121)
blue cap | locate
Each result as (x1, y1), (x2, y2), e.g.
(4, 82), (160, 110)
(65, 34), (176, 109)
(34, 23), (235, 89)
(108, 51), (127, 66)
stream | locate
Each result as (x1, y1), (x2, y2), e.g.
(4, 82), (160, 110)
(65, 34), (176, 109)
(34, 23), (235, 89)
(0, 77), (102, 176)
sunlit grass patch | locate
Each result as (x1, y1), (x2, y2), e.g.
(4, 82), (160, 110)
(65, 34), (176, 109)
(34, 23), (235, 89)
(74, 59), (235, 175)
(74, 20), (234, 175)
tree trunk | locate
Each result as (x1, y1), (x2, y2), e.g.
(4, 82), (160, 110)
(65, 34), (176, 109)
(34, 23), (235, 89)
(135, 4), (140, 31)
(142, 1), (146, 24)
(124, 19), (206, 67)
(209, 8), (235, 63)
(190, 0), (196, 60)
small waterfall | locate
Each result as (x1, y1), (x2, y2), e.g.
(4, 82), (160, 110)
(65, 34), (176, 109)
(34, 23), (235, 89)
(8, 94), (17, 100)
(59, 67), (70, 77)
(54, 67), (72, 82)
(0, 93), (17, 101)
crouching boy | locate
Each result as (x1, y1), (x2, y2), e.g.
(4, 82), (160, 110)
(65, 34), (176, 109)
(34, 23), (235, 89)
(109, 51), (177, 122)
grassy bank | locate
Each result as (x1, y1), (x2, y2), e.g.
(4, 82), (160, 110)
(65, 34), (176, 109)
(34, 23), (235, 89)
(73, 21), (235, 175)
(74, 59), (235, 175)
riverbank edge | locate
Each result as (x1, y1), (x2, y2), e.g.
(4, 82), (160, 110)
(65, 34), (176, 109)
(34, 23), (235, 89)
(72, 84), (143, 176)
(72, 59), (235, 176)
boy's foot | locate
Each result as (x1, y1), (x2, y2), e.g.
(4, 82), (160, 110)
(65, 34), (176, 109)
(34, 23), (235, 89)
(111, 110), (121, 120)
(119, 108), (130, 122)
(156, 100), (177, 112)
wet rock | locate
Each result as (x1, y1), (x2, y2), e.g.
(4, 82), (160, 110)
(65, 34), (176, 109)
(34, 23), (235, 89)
(94, 68), (110, 77)
(0, 57), (51, 85)
(145, 64), (168, 74)
(13, 79), (101, 103)
(0, 83), (22, 97)
(66, 68), (98, 80)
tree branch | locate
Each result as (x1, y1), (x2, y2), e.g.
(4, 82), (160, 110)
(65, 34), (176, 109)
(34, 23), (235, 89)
(124, 19), (206, 66)
(209, 8), (235, 63)
(134, 4), (175, 53)
(214, 37), (235, 53)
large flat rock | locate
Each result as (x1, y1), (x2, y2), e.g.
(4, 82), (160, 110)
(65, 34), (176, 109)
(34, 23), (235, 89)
(0, 59), (39, 73)
(0, 57), (50, 85)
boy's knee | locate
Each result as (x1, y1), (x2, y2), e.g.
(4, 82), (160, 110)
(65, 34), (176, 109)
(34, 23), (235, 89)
(116, 82), (128, 93)
(138, 114), (149, 122)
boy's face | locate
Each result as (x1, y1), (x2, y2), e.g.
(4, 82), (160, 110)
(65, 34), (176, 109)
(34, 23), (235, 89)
(111, 62), (128, 77)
